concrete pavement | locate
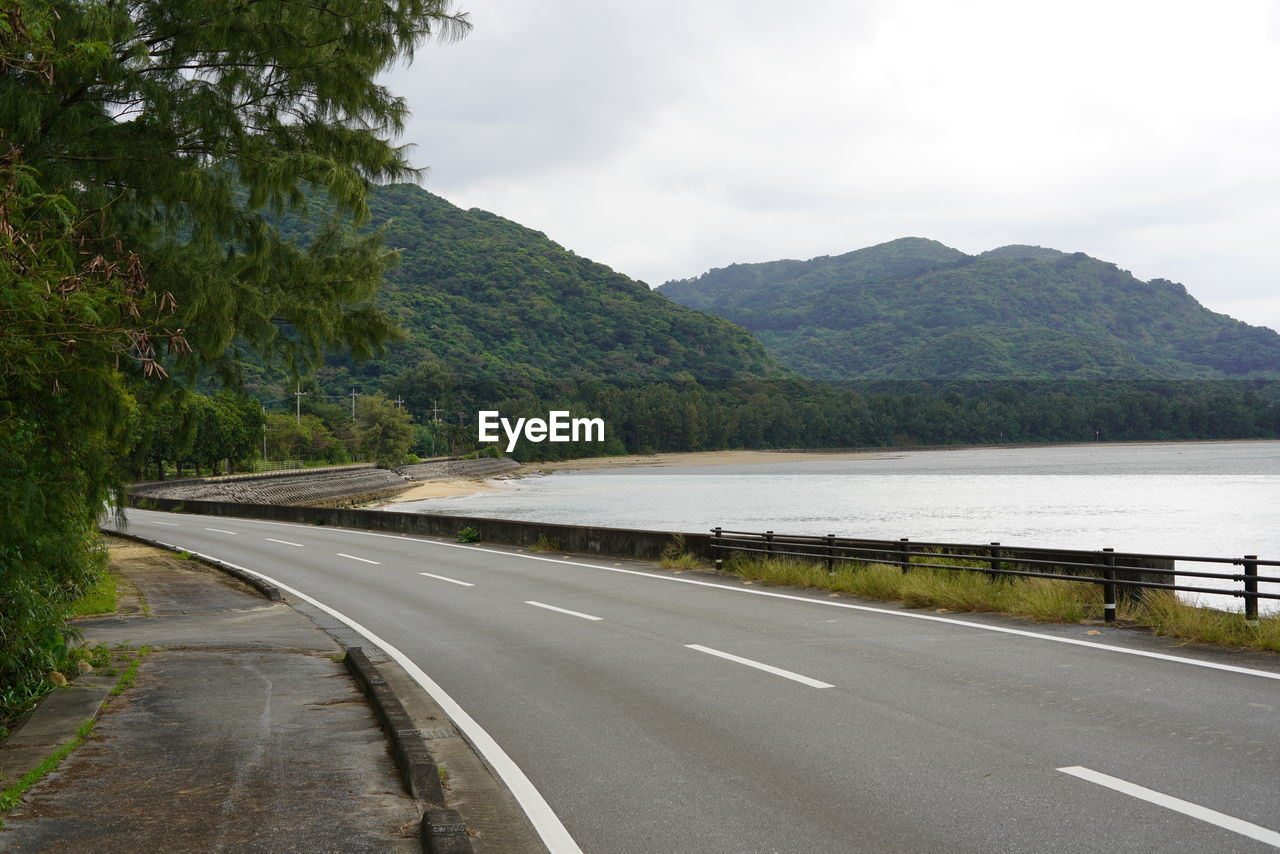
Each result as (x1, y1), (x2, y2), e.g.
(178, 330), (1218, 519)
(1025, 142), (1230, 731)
(0, 540), (425, 852)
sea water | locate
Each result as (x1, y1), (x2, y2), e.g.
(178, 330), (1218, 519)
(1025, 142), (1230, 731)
(396, 441), (1280, 612)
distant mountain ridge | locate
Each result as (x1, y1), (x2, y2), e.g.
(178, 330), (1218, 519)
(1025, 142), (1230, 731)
(658, 238), (1280, 380)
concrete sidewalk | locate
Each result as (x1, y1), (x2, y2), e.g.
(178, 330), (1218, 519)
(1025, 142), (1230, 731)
(0, 540), (420, 853)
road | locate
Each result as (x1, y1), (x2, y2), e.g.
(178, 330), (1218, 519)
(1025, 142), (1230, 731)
(113, 508), (1280, 853)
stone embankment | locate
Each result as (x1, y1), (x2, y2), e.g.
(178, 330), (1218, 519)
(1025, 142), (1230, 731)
(397, 457), (520, 481)
(130, 457), (518, 508)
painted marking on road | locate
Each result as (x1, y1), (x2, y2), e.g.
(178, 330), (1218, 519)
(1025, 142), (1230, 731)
(137, 539), (582, 854)
(266, 538), (304, 547)
(151, 520), (179, 526)
(1057, 766), (1280, 848)
(336, 552), (380, 565)
(204, 527), (238, 535)
(126, 510), (1280, 683)
(419, 572), (474, 587)
(526, 601), (603, 621)
(685, 644), (834, 688)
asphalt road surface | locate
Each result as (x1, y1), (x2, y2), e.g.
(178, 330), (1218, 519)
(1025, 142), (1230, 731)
(113, 508), (1280, 854)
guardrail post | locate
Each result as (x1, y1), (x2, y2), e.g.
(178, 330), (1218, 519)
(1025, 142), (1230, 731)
(1243, 555), (1259, 627)
(713, 527), (723, 573)
(1102, 548), (1116, 624)
(988, 542), (1001, 582)
(826, 534), (836, 575)
(765, 530), (774, 556)
(899, 538), (910, 574)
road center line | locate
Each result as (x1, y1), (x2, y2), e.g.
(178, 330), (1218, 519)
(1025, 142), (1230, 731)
(151, 520), (179, 526)
(525, 601), (603, 621)
(419, 572), (474, 587)
(685, 644), (834, 689)
(204, 527), (238, 535)
(336, 552), (380, 565)
(265, 538), (304, 547)
(1057, 766), (1280, 848)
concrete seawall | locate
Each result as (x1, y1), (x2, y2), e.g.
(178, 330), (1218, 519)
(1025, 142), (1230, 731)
(123, 495), (1173, 591)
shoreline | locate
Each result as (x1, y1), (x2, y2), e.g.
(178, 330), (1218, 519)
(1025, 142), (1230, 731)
(382, 449), (892, 506)
(382, 438), (1280, 507)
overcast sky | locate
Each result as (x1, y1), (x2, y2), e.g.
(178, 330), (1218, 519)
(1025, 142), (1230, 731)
(384, 0), (1280, 331)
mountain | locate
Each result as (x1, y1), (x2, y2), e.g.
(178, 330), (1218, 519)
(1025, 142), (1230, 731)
(658, 238), (1280, 381)
(268, 183), (780, 402)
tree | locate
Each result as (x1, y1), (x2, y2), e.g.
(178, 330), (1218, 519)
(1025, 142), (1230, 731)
(356, 394), (414, 467)
(5, 0), (469, 379)
(0, 0), (467, 728)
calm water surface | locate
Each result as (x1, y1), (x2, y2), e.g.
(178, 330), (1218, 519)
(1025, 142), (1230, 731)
(399, 442), (1280, 612)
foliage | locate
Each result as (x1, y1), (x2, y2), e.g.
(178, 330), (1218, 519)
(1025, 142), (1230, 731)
(0, 149), (141, 735)
(455, 526), (480, 543)
(355, 393), (414, 467)
(1, 0), (465, 730)
(5, 0), (470, 382)
(254, 182), (779, 411)
(659, 238), (1280, 380)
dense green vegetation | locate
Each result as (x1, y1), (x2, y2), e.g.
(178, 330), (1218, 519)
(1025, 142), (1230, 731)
(244, 188), (1280, 463)
(658, 238), (1280, 380)
(1, 0), (465, 734)
(255, 182), (778, 406)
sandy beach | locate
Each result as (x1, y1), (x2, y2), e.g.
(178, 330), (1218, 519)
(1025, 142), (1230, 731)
(384, 449), (891, 505)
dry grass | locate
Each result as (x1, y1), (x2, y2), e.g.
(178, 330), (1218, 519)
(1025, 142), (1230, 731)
(660, 534), (709, 570)
(721, 554), (1279, 652)
(1129, 590), (1280, 652)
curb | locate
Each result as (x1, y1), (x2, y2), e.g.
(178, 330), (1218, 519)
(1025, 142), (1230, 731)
(103, 530), (283, 602)
(102, 530), (475, 853)
(345, 648), (474, 853)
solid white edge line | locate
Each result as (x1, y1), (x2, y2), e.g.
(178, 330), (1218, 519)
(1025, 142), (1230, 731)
(1057, 766), (1280, 848)
(525, 601), (603, 621)
(419, 572), (474, 587)
(147, 538), (584, 854)
(265, 538), (304, 547)
(336, 552), (380, 565)
(124, 511), (1280, 682)
(685, 644), (834, 689)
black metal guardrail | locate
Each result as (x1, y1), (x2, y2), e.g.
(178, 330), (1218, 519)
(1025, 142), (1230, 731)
(709, 528), (1279, 626)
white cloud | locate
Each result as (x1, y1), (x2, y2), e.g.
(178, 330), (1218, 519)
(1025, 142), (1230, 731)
(388, 1), (1280, 325)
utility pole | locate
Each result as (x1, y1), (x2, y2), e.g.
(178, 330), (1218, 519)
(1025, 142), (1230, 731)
(350, 388), (358, 420)
(294, 384), (307, 425)
(394, 396), (405, 409)
(429, 400), (445, 457)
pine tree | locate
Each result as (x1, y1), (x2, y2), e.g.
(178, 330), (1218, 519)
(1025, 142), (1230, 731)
(0, 0), (468, 729)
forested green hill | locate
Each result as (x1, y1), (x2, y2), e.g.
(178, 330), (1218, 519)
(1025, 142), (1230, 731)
(658, 238), (1280, 381)
(267, 183), (778, 404)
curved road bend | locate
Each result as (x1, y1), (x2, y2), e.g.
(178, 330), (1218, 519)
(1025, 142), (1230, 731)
(115, 508), (1280, 854)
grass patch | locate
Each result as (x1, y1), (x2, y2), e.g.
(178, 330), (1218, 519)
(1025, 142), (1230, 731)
(1130, 591), (1280, 651)
(0, 646), (148, 828)
(528, 535), (560, 552)
(67, 570), (119, 618)
(660, 534), (707, 570)
(721, 555), (1279, 652)
(727, 555), (1100, 624)
(0, 716), (97, 828)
